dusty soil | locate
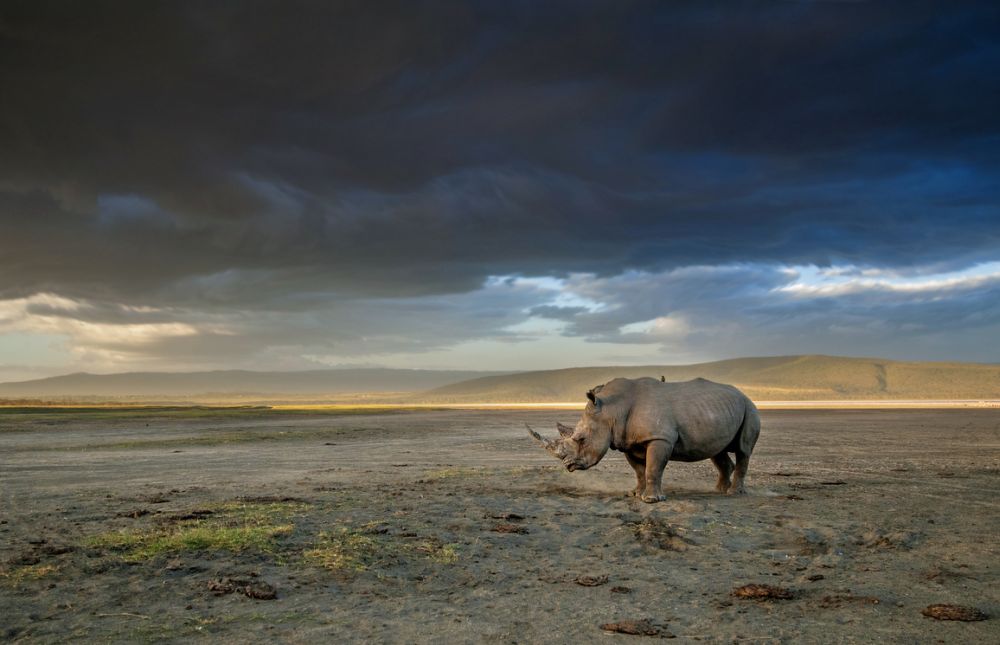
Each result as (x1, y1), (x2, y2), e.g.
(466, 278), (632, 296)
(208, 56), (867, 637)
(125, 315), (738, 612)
(1, 408), (997, 643)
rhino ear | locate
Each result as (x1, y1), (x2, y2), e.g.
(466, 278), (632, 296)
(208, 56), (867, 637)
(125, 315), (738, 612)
(586, 390), (602, 410)
(556, 422), (574, 437)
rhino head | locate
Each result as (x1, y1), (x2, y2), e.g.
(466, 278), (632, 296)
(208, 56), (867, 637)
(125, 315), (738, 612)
(526, 387), (613, 472)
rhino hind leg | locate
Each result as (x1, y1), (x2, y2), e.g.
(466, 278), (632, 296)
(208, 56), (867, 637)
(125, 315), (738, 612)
(710, 452), (734, 493)
(729, 451), (750, 495)
(728, 405), (761, 495)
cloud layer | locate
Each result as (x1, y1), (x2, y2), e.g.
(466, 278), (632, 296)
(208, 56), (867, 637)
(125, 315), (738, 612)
(1, 2), (998, 375)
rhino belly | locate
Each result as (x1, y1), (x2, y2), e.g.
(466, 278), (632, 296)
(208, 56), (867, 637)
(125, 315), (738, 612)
(669, 420), (741, 462)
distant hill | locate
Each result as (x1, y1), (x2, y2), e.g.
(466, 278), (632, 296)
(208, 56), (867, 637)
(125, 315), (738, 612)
(423, 355), (1000, 402)
(0, 368), (504, 398)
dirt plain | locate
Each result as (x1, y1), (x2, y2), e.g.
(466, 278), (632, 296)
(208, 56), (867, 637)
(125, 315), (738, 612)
(0, 407), (997, 643)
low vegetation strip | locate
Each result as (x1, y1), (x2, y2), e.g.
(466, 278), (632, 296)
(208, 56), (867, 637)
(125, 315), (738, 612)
(84, 500), (309, 561)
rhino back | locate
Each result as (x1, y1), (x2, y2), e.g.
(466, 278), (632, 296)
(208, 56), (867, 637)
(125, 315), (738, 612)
(624, 378), (749, 461)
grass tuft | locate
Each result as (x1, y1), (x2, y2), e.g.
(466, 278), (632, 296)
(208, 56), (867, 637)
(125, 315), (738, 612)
(0, 563), (60, 585)
(304, 524), (459, 572)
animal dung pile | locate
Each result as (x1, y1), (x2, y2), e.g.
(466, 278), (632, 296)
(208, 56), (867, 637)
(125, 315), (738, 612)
(731, 584), (794, 600)
(625, 517), (694, 552)
(921, 604), (988, 621)
(491, 523), (528, 534)
(574, 574), (608, 587)
(599, 619), (671, 637)
(488, 512), (525, 521)
(206, 577), (277, 600)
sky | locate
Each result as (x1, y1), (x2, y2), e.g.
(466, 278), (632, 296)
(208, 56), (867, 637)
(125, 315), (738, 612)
(1, 1), (999, 380)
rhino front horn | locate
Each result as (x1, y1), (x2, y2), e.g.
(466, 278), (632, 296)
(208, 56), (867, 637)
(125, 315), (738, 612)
(525, 423), (554, 448)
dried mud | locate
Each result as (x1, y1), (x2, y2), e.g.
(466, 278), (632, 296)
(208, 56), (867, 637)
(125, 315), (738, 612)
(1, 408), (998, 642)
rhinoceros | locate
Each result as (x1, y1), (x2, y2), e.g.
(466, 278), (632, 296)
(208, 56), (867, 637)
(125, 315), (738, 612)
(527, 377), (760, 503)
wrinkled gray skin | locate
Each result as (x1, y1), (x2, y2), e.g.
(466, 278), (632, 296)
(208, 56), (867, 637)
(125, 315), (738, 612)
(527, 377), (761, 503)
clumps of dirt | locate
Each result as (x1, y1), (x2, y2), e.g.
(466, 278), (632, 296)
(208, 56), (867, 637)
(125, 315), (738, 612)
(611, 586), (632, 594)
(625, 518), (695, 552)
(784, 494), (805, 501)
(768, 471), (803, 477)
(599, 619), (672, 637)
(7, 543), (75, 566)
(819, 480), (847, 486)
(207, 577), (277, 600)
(732, 584), (794, 600)
(236, 495), (307, 504)
(116, 509), (151, 519)
(806, 574), (825, 582)
(160, 509), (215, 523)
(492, 523), (528, 534)
(574, 575), (609, 587)
(921, 604), (987, 621)
(923, 566), (975, 583)
(796, 530), (832, 556)
(488, 512), (525, 521)
(818, 594), (880, 608)
(856, 529), (920, 550)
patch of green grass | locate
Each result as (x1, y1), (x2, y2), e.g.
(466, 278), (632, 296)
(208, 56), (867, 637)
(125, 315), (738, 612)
(88, 525), (293, 561)
(416, 540), (459, 564)
(85, 500), (308, 561)
(304, 528), (385, 572)
(0, 562), (60, 585)
(304, 523), (459, 572)
(211, 500), (312, 524)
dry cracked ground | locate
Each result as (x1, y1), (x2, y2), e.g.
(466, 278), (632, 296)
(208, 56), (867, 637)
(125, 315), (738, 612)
(1, 408), (998, 643)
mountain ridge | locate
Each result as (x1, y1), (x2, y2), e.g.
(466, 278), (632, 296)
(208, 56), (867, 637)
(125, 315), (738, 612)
(0, 368), (505, 397)
(422, 355), (1000, 402)
(2, 355), (998, 401)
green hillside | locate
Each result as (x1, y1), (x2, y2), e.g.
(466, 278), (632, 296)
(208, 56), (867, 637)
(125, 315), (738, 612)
(421, 355), (1000, 402)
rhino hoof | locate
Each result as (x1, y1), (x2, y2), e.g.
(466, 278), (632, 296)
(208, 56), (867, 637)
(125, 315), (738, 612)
(641, 494), (666, 504)
(728, 486), (748, 495)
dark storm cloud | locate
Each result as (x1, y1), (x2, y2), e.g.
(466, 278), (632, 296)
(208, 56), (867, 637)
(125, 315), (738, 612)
(1, 0), (998, 310)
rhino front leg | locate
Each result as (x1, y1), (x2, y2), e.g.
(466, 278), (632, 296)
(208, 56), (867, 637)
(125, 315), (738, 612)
(624, 452), (645, 497)
(641, 440), (672, 503)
